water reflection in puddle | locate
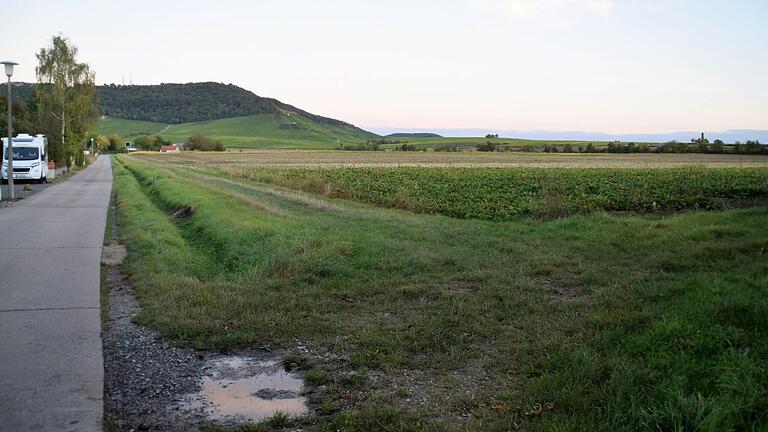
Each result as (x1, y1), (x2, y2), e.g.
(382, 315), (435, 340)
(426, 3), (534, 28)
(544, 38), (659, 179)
(180, 356), (307, 422)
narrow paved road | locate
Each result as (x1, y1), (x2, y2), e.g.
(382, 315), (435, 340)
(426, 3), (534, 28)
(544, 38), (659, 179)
(0, 156), (112, 431)
(1, 181), (51, 206)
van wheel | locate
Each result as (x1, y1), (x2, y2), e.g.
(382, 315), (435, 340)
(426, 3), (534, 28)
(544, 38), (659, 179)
(1, 178), (6, 185)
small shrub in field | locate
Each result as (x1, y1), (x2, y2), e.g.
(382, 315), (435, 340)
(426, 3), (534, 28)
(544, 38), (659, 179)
(476, 141), (497, 152)
(185, 135), (225, 151)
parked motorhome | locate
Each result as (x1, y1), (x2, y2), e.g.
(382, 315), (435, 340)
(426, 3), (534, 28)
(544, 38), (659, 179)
(2, 134), (49, 184)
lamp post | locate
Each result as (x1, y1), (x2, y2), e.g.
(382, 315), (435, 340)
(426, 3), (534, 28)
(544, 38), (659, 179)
(2, 61), (18, 200)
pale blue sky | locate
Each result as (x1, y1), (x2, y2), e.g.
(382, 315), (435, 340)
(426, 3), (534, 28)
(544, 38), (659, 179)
(3, 0), (767, 134)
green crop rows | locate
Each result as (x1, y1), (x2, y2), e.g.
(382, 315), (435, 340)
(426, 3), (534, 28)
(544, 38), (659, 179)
(234, 167), (768, 220)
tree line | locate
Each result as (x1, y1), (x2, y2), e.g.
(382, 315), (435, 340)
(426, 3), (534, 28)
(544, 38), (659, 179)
(93, 133), (225, 153)
(475, 138), (767, 154)
(0, 35), (98, 167)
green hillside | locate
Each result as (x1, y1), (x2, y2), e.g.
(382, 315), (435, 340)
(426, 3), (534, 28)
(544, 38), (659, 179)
(97, 82), (367, 130)
(93, 118), (168, 137)
(158, 114), (378, 149)
(95, 114), (378, 149)
(11, 81), (379, 148)
(93, 116), (623, 150)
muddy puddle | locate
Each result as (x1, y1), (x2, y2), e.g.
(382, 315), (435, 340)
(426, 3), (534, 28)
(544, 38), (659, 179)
(179, 356), (308, 422)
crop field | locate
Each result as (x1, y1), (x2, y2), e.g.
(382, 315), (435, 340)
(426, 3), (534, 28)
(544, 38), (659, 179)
(219, 167), (768, 220)
(113, 153), (768, 431)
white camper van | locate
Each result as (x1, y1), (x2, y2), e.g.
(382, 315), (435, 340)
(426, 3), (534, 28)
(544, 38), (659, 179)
(2, 134), (49, 184)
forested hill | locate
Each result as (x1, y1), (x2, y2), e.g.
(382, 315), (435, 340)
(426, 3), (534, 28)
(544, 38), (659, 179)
(4, 81), (367, 131)
(0, 82), (36, 103)
(98, 82), (359, 127)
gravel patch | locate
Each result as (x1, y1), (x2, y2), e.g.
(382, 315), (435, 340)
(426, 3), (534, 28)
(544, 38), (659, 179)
(102, 262), (212, 431)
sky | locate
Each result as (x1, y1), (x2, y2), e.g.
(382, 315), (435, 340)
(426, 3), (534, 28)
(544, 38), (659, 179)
(3, 0), (767, 135)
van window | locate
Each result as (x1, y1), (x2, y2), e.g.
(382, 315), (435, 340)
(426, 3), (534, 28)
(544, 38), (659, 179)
(4, 147), (40, 161)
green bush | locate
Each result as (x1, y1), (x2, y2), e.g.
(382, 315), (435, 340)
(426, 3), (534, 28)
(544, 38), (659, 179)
(134, 134), (172, 151)
(476, 141), (497, 152)
(184, 135), (225, 151)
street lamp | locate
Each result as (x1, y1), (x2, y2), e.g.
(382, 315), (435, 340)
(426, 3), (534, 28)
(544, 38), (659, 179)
(1, 60), (18, 201)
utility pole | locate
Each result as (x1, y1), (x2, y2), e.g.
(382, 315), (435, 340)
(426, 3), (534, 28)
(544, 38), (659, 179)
(2, 61), (18, 201)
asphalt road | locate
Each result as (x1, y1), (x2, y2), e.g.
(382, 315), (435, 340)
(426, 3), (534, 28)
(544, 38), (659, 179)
(0, 156), (112, 431)
(0, 180), (51, 205)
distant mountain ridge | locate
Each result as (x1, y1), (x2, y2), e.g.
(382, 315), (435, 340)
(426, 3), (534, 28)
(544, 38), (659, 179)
(386, 132), (443, 138)
(370, 127), (768, 144)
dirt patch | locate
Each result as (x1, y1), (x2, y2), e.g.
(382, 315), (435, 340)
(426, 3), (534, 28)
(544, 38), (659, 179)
(442, 281), (477, 295)
(101, 244), (127, 266)
(551, 285), (582, 300)
(534, 277), (585, 301)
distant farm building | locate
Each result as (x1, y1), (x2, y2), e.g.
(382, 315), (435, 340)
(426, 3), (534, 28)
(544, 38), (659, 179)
(160, 145), (179, 153)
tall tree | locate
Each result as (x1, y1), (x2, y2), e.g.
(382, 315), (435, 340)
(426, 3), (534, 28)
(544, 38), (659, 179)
(35, 35), (98, 166)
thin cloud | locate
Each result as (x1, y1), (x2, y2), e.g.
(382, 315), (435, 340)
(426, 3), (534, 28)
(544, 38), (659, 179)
(472, 0), (615, 20)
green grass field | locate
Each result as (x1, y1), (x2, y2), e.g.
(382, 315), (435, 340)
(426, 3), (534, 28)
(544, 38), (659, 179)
(95, 114), (378, 149)
(93, 117), (169, 137)
(112, 154), (768, 431)
(93, 116), (627, 151)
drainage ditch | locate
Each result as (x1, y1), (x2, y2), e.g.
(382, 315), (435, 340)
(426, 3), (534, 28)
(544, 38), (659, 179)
(101, 194), (307, 431)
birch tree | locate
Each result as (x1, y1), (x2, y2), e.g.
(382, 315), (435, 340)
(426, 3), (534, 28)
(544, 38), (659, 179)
(35, 35), (98, 166)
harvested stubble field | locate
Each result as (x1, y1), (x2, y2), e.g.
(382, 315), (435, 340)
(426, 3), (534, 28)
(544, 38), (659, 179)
(136, 149), (768, 169)
(114, 153), (768, 431)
